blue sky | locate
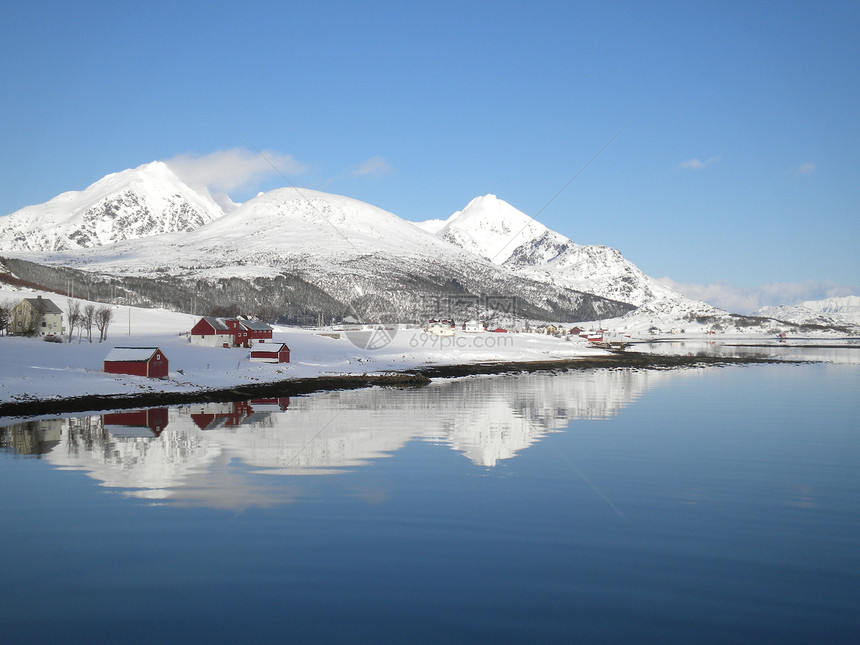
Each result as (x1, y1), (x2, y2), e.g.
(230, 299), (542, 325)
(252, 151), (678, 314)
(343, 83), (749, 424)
(1, 1), (857, 311)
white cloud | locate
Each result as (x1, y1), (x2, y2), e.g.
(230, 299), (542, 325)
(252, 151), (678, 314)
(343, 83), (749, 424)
(350, 156), (391, 178)
(678, 156), (721, 171)
(658, 277), (855, 314)
(793, 162), (815, 176)
(166, 148), (306, 194)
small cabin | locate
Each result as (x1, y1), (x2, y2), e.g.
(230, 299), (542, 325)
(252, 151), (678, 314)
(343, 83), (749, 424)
(249, 342), (290, 364)
(104, 347), (169, 378)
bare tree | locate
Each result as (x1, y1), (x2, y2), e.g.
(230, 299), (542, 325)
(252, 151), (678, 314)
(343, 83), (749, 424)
(95, 305), (113, 342)
(83, 303), (96, 343)
(66, 299), (81, 343)
(0, 299), (14, 336)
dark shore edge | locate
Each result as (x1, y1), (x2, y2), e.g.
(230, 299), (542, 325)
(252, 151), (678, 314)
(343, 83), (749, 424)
(0, 352), (804, 420)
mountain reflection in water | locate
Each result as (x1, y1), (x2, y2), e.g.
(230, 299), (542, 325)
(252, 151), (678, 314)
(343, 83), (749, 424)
(1, 369), (679, 505)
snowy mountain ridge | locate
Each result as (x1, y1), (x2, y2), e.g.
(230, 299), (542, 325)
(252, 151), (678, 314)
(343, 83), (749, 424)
(6, 185), (631, 324)
(0, 164), (726, 325)
(756, 296), (860, 328)
(0, 162), (224, 252)
(419, 193), (713, 313)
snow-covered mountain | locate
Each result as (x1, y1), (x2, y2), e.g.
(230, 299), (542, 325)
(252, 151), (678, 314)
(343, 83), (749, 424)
(0, 163), (727, 326)
(756, 296), (860, 328)
(0, 161), (223, 252)
(420, 194), (715, 313)
(8, 185), (630, 323)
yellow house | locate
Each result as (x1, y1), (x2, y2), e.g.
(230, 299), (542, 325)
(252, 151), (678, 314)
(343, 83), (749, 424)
(10, 296), (64, 337)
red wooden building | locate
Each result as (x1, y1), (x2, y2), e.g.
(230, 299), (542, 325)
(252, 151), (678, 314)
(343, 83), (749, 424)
(249, 342), (290, 363)
(190, 316), (273, 348)
(104, 347), (169, 378)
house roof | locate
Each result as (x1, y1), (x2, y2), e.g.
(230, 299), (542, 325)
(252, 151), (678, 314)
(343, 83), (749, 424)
(196, 316), (272, 332)
(200, 316), (231, 331)
(239, 319), (272, 331)
(22, 297), (62, 314)
(251, 343), (289, 353)
(104, 347), (163, 362)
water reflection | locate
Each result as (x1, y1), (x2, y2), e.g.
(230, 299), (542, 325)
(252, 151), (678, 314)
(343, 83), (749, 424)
(0, 369), (677, 504)
(631, 339), (860, 364)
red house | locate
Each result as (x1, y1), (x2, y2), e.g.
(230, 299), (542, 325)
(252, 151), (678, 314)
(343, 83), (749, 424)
(238, 317), (274, 344)
(104, 347), (169, 378)
(190, 316), (273, 348)
(249, 342), (290, 363)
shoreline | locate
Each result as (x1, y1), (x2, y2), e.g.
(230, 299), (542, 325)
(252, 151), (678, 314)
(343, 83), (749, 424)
(0, 352), (802, 420)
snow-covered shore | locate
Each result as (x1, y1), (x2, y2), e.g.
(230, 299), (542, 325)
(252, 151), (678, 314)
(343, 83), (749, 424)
(4, 284), (856, 417)
(0, 287), (612, 411)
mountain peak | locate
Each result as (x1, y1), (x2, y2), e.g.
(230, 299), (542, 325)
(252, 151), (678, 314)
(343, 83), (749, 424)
(0, 162), (224, 252)
(435, 194), (550, 264)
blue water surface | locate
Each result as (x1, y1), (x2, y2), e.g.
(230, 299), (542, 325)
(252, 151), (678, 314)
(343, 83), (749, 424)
(1, 363), (858, 644)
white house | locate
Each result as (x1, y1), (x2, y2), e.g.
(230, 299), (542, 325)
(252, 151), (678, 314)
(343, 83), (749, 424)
(462, 320), (485, 333)
(426, 322), (455, 336)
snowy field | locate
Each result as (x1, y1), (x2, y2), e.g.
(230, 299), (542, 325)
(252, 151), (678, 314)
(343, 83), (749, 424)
(0, 286), (610, 406)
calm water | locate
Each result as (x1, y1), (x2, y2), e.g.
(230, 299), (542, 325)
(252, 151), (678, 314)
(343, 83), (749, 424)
(1, 359), (858, 643)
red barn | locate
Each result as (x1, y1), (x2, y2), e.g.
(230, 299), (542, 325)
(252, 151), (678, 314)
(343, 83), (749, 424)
(104, 347), (169, 378)
(250, 342), (290, 363)
(190, 316), (234, 347)
(238, 317), (274, 344)
(190, 316), (273, 348)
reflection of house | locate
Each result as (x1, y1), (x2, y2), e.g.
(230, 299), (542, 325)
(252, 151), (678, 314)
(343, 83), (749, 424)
(0, 418), (62, 455)
(189, 401), (254, 430)
(103, 408), (169, 437)
(250, 397), (291, 411)
(189, 398), (290, 429)
(250, 343), (290, 363)
(104, 347), (169, 378)
(10, 296), (63, 337)
(190, 316), (273, 348)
